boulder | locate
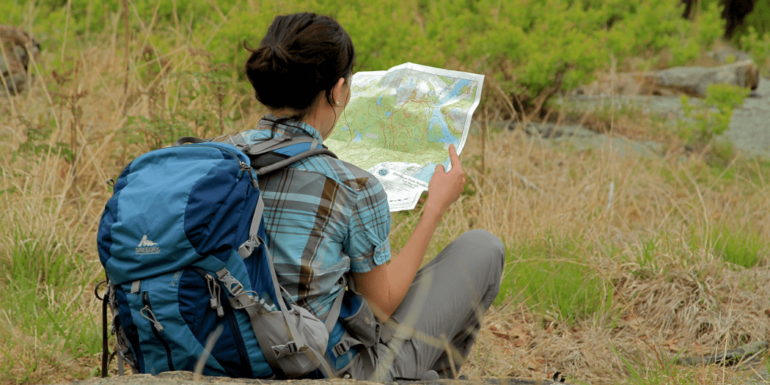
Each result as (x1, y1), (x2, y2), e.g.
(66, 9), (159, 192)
(0, 25), (41, 96)
(676, 340), (768, 366)
(60, 371), (574, 385)
(707, 46), (752, 64)
(574, 60), (760, 98)
(646, 60), (759, 97)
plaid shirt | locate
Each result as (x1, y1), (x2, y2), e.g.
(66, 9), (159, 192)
(232, 115), (392, 317)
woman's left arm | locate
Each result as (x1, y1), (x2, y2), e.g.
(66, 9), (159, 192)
(351, 145), (465, 321)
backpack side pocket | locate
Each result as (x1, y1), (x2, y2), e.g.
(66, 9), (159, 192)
(252, 306), (330, 378)
(340, 297), (380, 349)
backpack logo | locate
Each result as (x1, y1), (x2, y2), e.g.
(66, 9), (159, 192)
(136, 235), (161, 254)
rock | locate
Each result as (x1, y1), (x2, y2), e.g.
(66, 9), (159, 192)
(509, 122), (597, 139)
(676, 340), (769, 366)
(646, 60), (760, 97)
(559, 76), (770, 161)
(60, 371), (574, 385)
(707, 47), (753, 64)
(572, 73), (652, 97)
(0, 25), (41, 96)
(675, 340), (770, 385)
(558, 94), (693, 120)
(722, 76), (770, 159)
(551, 134), (661, 158)
(507, 122), (662, 158)
(574, 61), (760, 98)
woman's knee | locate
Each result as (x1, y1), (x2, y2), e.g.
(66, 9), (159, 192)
(462, 230), (505, 302)
(458, 229), (505, 273)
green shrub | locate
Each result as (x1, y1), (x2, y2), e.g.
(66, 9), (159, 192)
(679, 83), (750, 144)
(740, 26), (770, 76)
(733, 0), (770, 47)
(0, 0), (724, 110)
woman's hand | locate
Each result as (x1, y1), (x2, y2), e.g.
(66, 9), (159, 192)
(425, 144), (465, 214)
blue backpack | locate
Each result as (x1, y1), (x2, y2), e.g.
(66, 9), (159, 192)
(95, 136), (367, 379)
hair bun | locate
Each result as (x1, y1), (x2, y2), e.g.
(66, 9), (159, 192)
(244, 13), (355, 118)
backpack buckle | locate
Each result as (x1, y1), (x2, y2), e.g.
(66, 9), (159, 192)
(333, 338), (351, 356)
(216, 269), (245, 296)
(272, 341), (299, 358)
(237, 235), (261, 259)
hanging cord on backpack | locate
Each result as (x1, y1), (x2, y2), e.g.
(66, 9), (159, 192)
(95, 279), (110, 378)
(172, 136), (206, 146)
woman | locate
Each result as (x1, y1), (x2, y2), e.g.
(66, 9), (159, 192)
(237, 12), (505, 381)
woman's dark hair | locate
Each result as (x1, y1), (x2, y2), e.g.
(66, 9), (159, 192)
(244, 13), (355, 121)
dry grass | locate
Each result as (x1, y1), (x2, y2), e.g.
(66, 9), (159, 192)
(0, 27), (264, 384)
(1, 26), (770, 385)
(421, 129), (770, 384)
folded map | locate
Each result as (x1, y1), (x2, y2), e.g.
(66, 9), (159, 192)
(326, 62), (484, 211)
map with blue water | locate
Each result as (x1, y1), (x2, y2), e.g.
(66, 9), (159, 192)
(326, 63), (484, 211)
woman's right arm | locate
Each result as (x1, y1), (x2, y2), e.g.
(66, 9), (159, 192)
(351, 145), (466, 321)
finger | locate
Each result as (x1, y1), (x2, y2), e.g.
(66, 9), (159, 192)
(448, 145), (462, 171)
(434, 164), (445, 175)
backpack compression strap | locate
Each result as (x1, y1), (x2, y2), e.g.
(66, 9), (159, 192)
(221, 193), (338, 378)
(218, 234), (336, 379)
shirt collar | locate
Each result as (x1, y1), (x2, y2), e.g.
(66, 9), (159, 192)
(256, 114), (325, 144)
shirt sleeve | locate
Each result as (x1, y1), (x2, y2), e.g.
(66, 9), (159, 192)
(345, 176), (392, 273)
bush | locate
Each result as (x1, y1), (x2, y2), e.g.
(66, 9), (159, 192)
(679, 83), (750, 144)
(0, 0), (724, 111)
(732, 0), (770, 46)
(740, 26), (770, 76)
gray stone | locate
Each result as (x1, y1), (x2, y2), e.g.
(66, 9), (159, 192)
(510, 122), (597, 139)
(707, 47), (753, 65)
(505, 122), (663, 158)
(556, 75), (770, 160)
(644, 60), (760, 98)
(676, 341), (768, 366)
(723, 76), (770, 159)
(675, 341), (770, 385)
(557, 94), (692, 120)
(550, 135), (662, 158)
(62, 371), (573, 385)
(0, 25), (40, 96)
(572, 60), (760, 99)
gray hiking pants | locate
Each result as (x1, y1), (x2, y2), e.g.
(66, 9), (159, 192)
(347, 229), (506, 381)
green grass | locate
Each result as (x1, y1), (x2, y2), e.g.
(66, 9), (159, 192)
(618, 349), (715, 385)
(496, 236), (611, 325)
(711, 226), (766, 268)
(0, 217), (102, 382)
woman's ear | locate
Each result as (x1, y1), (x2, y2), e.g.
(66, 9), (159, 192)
(332, 77), (346, 106)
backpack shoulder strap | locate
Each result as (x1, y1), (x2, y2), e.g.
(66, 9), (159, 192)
(254, 148), (337, 176)
(240, 136), (338, 176)
(242, 135), (313, 155)
(323, 277), (346, 334)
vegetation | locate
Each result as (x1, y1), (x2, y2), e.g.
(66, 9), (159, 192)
(1, 1), (769, 384)
(680, 83), (751, 144)
(740, 26), (770, 76)
(1, 0), (725, 112)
